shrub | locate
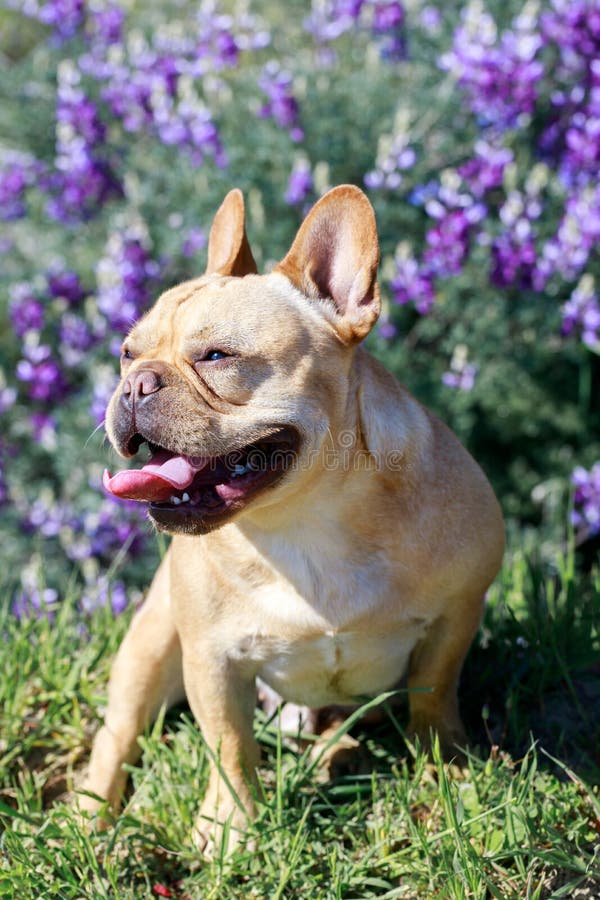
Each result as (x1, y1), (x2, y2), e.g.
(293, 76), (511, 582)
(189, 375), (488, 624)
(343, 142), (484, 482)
(1, 0), (599, 611)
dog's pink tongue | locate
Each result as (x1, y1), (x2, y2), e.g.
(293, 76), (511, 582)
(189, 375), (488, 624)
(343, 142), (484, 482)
(103, 450), (208, 502)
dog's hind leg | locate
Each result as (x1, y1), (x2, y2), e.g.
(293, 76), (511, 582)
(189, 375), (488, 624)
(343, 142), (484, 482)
(406, 589), (485, 762)
(78, 549), (184, 821)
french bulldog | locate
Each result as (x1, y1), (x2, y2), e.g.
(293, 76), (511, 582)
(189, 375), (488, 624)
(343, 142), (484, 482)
(79, 185), (504, 855)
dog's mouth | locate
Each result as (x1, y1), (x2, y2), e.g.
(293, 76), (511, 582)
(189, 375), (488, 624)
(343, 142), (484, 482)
(103, 427), (300, 531)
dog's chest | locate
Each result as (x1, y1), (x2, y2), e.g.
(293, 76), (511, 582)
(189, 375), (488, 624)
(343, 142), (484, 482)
(229, 557), (429, 708)
(251, 621), (426, 708)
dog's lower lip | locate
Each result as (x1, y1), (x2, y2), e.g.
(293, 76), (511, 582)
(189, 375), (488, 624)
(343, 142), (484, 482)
(142, 427), (299, 528)
(148, 463), (287, 511)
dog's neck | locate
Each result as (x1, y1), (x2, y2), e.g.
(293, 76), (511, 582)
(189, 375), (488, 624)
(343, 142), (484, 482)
(233, 472), (389, 623)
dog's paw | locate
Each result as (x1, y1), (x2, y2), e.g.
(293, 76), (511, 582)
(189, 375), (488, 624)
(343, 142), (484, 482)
(406, 715), (468, 764)
(73, 791), (116, 833)
(192, 797), (256, 859)
(310, 732), (369, 781)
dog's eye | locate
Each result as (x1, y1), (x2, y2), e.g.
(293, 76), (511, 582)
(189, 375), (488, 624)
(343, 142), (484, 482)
(201, 350), (229, 362)
(121, 347), (133, 361)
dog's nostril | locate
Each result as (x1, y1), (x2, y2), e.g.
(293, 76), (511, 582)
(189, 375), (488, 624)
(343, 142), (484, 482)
(123, 369), (162, 399)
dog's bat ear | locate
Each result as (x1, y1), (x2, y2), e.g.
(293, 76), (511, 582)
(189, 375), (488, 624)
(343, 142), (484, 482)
(275, 185), (380, 343)
(205, 189), (258, 277)
(355, 351), (431, 465)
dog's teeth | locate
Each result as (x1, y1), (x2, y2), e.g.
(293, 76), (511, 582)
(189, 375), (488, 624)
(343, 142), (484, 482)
(181, 492), (190, 503)
(170, 495), (182, 505)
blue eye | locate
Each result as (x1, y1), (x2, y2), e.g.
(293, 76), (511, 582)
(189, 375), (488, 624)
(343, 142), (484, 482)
(204, 350), (228, 361)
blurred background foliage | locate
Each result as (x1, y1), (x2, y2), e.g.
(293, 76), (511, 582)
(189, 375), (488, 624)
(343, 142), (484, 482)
(1, 0), (599, 612)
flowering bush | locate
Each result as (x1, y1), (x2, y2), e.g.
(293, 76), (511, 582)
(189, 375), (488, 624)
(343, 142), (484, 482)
(1, 0), (599, 614)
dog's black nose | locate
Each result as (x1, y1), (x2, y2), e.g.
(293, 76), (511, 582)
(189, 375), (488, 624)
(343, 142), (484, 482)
(122, 368), (162, 404)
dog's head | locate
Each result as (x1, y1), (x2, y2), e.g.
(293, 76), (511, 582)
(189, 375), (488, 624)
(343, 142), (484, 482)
(102, 185), (381, 534)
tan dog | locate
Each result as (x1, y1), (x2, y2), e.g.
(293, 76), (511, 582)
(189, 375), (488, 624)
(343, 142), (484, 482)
(80, 185), (504, 855)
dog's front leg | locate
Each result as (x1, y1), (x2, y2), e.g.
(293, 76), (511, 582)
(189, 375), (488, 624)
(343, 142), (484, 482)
(182, 651), (260, 857)
(79, 553), (185, 822)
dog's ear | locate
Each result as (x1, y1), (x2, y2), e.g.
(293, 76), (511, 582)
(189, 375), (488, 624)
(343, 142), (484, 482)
(205, 189), (258, 276)
(275, 185), (380, 343)
(355, 351), (432, 469)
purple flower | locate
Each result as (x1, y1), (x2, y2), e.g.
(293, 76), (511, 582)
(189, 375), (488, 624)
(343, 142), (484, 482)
(16, 342), (68, 404)
(80, 577), (128, 616)
(0, 161), (27, 220)
(81, 17), (228, 166)
(540, 1), (600, 187)
(442, 345), (478, 391)
(486, 177), (544, 289)
(390, 250), (436, 315)
(541, 0), (600, 59)
(410, 168), (487, 283)
(458, 140), (513, 198)
(6, 0), (85, 41)
(440, 3), (543, 128)
(571, 463), (600, 536)
(23, 495), (71, 537)
(9, 283), (45, 338)
(372, 0), (404, 33)
(89, 368), (119, 426)
(86, 3), (125, 46)
(408, 181), (438, 207)
(46, 60), (122, 223)
(420, 6), (442, 34)
(388, 168), (486, 314)
(24, 486), (147, 568)
(378, 318), (398, 340)
(424, 207), (483, 278)
(192, 6), (241, 70)
(59, 313), (96, 367)
(259, 61), (304, 142)
(47, 269), (86, 305)
(153, 90), (226, 168)
(441, 367), (478, 390)
(95, 225), (161, 334)
(304, 0), (405, 60)
(12, 585), (59, 621)
(561, 275), (600, 349)
(0, 387), (17, 415)
(365, 136), (416, 192)
(285, 159), (313, 205)
(304, 1), (366, 44)
(534, 184), (600, 289)
(77, 495), (147, 562)
(29, 412), (58, 448)
(181, 227), (207, 258)
(491, 226), (537, 290)
(0, 151), (42, 220)
(0, 457), (8, 506)
(371, 1), (406, 60)
(110, 581), (129, 615)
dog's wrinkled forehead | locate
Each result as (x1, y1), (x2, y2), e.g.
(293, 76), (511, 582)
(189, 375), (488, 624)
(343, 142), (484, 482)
(129, 272), (314, 361)
(127, 183), (381, 360)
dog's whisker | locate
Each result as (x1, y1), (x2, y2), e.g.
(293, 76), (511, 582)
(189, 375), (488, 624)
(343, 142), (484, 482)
(83, 421), (107, 449)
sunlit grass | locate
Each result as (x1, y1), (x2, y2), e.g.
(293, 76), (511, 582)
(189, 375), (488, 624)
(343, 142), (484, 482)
(1, 549), (598, 897)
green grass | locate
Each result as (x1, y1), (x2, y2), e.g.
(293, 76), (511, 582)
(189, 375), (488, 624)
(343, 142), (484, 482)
(1, 550), (599, 899)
